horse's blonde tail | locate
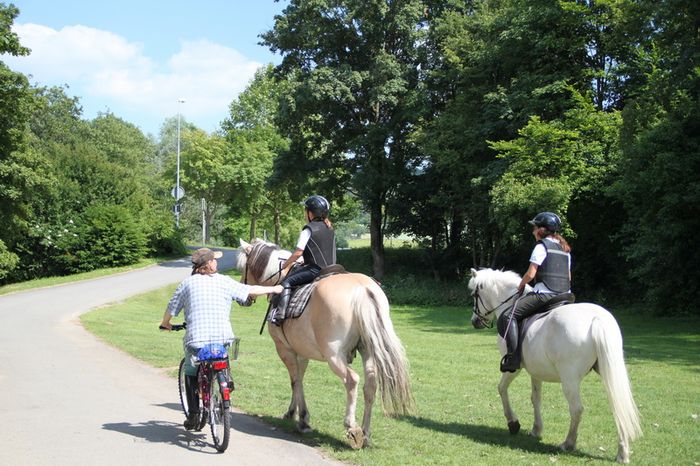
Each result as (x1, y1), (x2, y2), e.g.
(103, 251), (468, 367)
(592, 316), (643, 444)
(351, 285), (414, 416)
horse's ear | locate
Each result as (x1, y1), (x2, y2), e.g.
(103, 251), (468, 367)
(239, 239), (252, 253)
(470, 268), (478, 278)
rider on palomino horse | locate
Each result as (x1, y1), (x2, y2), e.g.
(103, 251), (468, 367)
(269, 195), (337, 326)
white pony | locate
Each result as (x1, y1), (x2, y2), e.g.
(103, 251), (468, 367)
(468, 268), (642, 463)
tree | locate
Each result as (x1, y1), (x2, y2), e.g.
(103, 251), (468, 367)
(261, 0), (428, 279)
(613, 0), (700, 312)
(222, 64), (296, 245)
(0, 3), (43, 279)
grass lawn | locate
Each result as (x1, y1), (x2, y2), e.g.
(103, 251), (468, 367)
(81, 272), (700, 465)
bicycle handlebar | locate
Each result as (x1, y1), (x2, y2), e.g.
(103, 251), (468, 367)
(159, 322), (187, 331)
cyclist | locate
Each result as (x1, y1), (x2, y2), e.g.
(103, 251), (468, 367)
(160, 247), (283, 430)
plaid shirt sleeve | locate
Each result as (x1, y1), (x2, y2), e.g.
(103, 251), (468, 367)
(166, 281), (188, 317)
(225, 275), (251, 304)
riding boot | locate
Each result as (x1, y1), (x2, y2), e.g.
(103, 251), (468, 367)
(183, 375), (200, 430)
(500, 318), (521, 373)
(270, 287), (291, 326)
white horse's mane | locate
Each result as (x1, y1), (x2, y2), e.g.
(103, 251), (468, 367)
(470, 268), (522, 298)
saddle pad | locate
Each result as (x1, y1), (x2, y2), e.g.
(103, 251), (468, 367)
(286, 269), (348, 320)
(287, 282), (316, 319)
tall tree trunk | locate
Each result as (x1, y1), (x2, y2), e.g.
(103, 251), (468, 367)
(369, 200), (385, 280)
(249, 207), (257, 241)
(274, 207), (281, 245)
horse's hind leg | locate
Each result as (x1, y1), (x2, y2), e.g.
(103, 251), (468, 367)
(326, 354), (362, 448)
(360, 351), (377, 447)
(530, 377), (543, 438)
(559, 378), (584, 451)
(498, 372), (521, 434)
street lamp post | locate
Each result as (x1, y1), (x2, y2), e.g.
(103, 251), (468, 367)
(175, 98), (186, 228)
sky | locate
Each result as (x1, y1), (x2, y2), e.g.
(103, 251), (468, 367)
(3, 1), (288, 137)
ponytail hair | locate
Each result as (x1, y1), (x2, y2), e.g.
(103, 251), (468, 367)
(551, 233), (571, 253)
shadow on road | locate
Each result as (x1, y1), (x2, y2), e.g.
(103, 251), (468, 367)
(102, 420), (216, 454)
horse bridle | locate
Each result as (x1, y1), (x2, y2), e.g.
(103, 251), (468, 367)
(472, 288), (520, 328)
(242, 247), (286, 286)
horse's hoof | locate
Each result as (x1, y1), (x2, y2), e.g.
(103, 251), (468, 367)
(297, 421), (312, 433)
(558, 441), (575, 452)
(346, 426), (364, 449)
(508, 420), (520, 435)
(282, 411), (294, 420)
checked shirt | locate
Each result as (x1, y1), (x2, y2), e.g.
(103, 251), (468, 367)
(167, 273), (250, 348)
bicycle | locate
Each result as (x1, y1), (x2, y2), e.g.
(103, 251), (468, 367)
(160, 322), (239, 452)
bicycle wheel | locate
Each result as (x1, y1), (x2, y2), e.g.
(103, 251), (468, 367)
(177, 358), (189, 417)
(209, 371), (230, 452)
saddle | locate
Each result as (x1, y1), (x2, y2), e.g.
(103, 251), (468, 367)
(285, 265), (347, 320)
(519, 292), (576, 339)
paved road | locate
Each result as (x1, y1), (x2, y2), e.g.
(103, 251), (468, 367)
(0, 250), (342, 466)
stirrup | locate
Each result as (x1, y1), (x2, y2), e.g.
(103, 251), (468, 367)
(500, 354), (520, 373)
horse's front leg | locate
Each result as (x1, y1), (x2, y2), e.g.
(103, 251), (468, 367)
(326, 354), (362, 448)
(498, 371), (521, 434)
(274, 340), (311, 432)
(530, 377), (543, 438)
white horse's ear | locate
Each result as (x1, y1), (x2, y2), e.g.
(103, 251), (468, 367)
(239, 239), (252, 253)
(470, 268), (478, 278)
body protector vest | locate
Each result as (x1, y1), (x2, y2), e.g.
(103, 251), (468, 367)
(302, 220), (336, 269)
(535, 238), (570, 293)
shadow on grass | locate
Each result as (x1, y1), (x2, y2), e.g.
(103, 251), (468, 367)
(400, 415), (607, 462)
(252, 414), (351, 451)
(613, 311), (700, 370)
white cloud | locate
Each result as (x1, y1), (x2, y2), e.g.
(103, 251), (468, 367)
(3, 23), (263, 134)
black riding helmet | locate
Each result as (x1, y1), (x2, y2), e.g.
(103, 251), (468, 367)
(528, 212), (562, 232)
(304, 195), (330, 219)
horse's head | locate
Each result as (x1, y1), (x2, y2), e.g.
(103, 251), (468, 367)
(468, 268), (522, 329)
(237, 238), (291, 286)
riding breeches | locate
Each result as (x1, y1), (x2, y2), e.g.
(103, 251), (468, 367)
(497, 292), (555, 339)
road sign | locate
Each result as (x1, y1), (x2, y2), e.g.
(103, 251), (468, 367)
(171, 186), (185, 200)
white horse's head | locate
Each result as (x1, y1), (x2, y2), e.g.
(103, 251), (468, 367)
(237, 238), (291, 286)
(468, 268), (524, 329)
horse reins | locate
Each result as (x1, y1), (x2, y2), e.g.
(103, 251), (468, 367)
(473, 289), (520, 328)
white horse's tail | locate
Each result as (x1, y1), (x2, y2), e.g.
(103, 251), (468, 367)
(591, 316), (643, 444)
(351, 284), (414, 416)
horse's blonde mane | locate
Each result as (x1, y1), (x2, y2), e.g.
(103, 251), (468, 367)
(237, 238), (290, 284)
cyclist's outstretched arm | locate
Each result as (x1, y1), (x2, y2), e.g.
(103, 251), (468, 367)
(247, 284), (283, 298)
(159, 310), (173, 330)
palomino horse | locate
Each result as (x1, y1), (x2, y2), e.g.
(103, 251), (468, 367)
(237, 239), (413, 448)
(468, 268), (642, 463)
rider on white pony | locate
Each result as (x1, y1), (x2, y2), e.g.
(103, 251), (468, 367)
(269, 195), (337, 326)
(499, 212), (574, 372)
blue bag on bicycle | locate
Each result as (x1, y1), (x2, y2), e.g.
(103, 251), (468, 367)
(197, 343), (228, 361)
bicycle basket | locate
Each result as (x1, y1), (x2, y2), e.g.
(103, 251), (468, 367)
(197, 343), (228, 361)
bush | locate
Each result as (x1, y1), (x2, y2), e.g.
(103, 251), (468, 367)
(0, 239), (19, 281)
(63, 205), (147, 271)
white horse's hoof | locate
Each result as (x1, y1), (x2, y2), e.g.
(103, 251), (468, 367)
(508, 420), (520, 435)
(347, 426), (364, 449)
(528, 429), (542, 438)
(558, 441), (575, 452)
